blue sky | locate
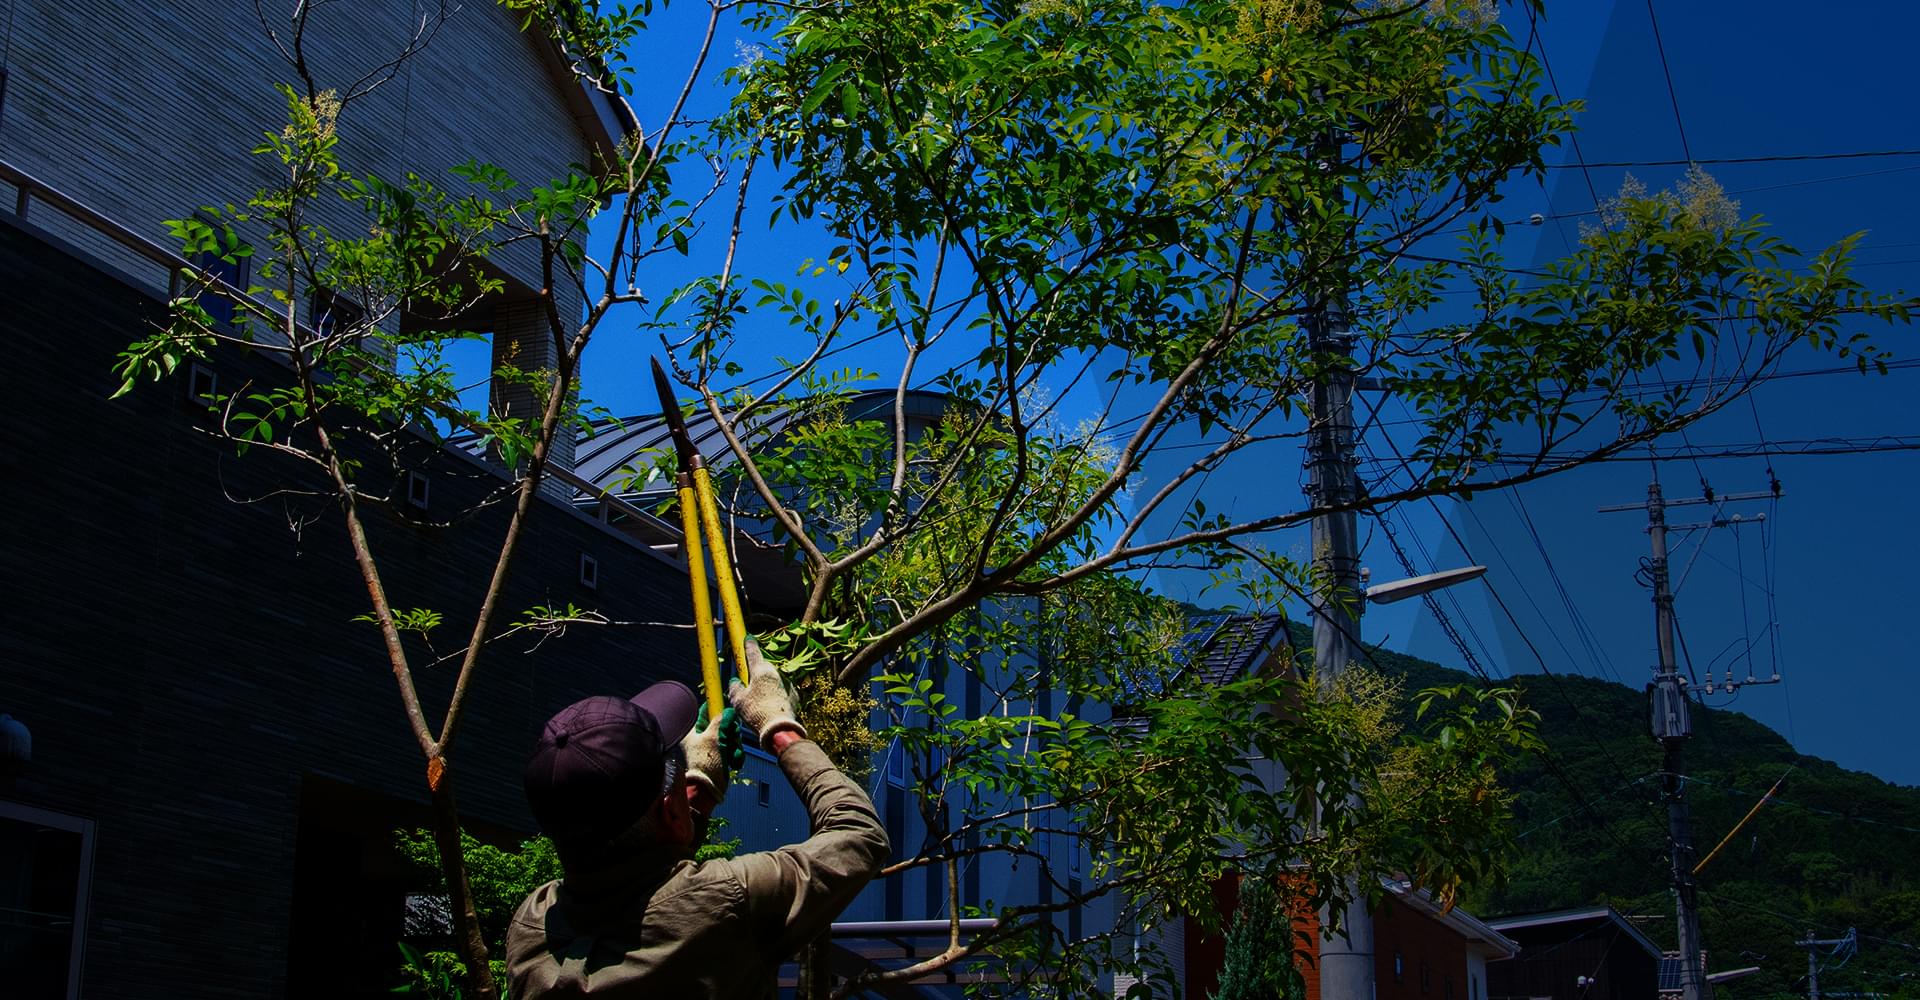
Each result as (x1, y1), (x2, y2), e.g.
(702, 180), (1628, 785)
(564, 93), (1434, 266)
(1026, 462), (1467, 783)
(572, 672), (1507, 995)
(567, 1), (1918, 786)
(1385, 0), (1920, 788)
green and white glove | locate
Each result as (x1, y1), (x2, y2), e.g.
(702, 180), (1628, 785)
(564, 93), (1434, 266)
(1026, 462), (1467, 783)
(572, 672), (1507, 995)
(728, 638), (806, 743)
(684, 704), (743, 800)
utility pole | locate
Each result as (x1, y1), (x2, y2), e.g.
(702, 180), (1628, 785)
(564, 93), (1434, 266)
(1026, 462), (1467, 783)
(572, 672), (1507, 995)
(1601, 480), (1782, 1000)
(1797, 928), (1858, 1000)
(1305, 295), (1371, 1000)
(1807, 932), (1822, 1000)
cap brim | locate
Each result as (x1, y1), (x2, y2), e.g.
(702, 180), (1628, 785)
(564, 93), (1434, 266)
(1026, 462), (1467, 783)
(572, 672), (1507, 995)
(630, 680), (698, 746)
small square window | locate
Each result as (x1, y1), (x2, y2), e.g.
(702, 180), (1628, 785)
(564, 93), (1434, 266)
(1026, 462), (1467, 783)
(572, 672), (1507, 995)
(579, 554), (599, 590)
(406, 471), (430, 510)
(194, 249), (249, 330)
(187, 362), (219, 408)
(311, 287), (365, 342)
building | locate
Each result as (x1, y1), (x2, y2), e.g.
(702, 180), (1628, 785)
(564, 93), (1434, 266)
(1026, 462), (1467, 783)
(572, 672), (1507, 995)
(1482, 906), (1663, 1000)
(0, 3), (714, 998)
(1179, 871), (1519, 1000)
(1111, 613), (1522, 1000)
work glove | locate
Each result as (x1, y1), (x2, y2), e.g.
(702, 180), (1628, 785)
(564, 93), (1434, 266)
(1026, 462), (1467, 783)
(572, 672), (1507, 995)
(728, 638), (807, 743)
(683, 704), (742, 801)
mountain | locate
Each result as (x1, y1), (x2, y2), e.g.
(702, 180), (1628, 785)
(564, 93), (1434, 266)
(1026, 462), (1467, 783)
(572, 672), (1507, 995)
(1344, 627), (1920, 998)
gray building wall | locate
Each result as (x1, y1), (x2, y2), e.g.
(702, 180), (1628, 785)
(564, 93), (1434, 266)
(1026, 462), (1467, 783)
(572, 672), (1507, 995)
(0, 0), (618, 477)
(0, 0), (609, 310)
(0, 215), (692, 998)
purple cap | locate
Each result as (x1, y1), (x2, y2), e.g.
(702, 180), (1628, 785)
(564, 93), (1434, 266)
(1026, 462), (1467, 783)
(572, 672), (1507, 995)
(523, 681), (698, 849)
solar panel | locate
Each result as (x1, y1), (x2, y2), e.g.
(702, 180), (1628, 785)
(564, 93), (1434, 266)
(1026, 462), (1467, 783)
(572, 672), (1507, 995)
(1659, 954), (1684, 991)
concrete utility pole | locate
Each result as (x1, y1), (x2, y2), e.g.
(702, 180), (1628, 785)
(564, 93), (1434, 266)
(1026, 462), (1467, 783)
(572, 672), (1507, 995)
(1808, 933), (1822, 1000)
(1601, 481), (1783, 1000)
(1797, 929), (1857, 1000)
(1305, 296), (1372, 1000)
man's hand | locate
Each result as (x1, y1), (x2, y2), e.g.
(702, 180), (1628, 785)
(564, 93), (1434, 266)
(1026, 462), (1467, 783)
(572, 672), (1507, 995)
(729, 638), (806, 745)
(685, 704), (742, 802)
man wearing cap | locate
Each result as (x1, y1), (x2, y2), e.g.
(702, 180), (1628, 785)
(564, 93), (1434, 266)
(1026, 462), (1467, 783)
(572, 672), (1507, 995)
(508, 641), (889, 997)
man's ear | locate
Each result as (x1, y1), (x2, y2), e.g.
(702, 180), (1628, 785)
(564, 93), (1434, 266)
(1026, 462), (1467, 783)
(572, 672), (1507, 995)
(657, 785), (696, 845)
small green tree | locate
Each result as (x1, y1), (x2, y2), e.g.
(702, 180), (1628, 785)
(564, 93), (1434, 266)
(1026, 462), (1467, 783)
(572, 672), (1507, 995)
(1213, 865), (1307, 1000)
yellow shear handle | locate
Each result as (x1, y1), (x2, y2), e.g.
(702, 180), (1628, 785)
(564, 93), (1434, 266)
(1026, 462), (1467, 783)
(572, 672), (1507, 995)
(675, 477), (725, 720)
(692, 465), (752, 686)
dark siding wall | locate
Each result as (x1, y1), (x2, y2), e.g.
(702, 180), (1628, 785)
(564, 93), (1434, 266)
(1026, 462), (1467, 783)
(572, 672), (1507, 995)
(1374, 899), (1471, 1000)
(1486, 920), (1660, 1000)
(0, 217), (694, 998)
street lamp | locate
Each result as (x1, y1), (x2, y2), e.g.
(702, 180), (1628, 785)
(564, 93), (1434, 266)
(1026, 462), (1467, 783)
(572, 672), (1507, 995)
(1364, 565), (1487, 606)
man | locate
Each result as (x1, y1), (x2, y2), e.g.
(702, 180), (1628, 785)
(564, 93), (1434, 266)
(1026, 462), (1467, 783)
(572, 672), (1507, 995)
(508, 641), (889, 997)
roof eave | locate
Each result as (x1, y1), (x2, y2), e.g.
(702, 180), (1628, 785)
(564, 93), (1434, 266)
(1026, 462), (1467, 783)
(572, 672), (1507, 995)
(1382, 881), (1520, 961)
(523, 24), (641, 168)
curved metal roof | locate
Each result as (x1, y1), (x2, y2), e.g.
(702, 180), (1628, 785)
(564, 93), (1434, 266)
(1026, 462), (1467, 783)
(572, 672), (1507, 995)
(569, 387), (951, 500)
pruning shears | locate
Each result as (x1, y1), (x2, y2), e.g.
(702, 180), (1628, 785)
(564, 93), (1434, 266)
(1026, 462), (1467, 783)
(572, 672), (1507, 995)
(651, 357), (752, 720)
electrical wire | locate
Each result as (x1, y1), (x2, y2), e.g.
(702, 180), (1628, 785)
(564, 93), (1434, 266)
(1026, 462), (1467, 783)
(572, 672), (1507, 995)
(1546, 148), (1920, 169)
(1508, 489), (1624, 684)
(1371, 403), (1670, 851)
(1644, 0), (1695, 165)
(1452, 495), (1610, 683)
(1684, 773), (1920, 838)
(1468, 435), (1920, 466)
(1523, 3), (1603, 212)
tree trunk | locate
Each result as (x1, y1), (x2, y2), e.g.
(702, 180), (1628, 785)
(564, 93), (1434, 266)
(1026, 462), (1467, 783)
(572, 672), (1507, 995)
(428, 762), (500, 1000)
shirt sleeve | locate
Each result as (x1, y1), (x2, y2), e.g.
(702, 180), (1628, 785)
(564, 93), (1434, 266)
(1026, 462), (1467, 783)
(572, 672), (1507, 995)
(731, 739), (891, 956)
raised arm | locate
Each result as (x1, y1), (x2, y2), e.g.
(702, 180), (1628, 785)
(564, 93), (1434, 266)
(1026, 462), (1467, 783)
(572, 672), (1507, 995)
(727, 642), (890, 955)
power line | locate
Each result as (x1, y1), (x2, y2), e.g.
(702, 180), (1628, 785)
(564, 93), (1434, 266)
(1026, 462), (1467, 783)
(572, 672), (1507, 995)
(1370, 401), (1670, 852)
(1643, 0), (1695, 165)
(1506, 489), (1623, 685)
(1545, 149), (1920, 169)
(1523, 3), (1602, 212)
(1684, 774), (1920, 837)
(1452, 495), (1613, 685)
(1468, 436), (1920, 467)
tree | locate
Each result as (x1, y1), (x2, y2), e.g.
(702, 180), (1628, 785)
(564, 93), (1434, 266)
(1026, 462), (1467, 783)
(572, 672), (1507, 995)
(112, 1), (723, 994)
(113, 0), (1910, 997)
(1212, 864), (1307, 1000)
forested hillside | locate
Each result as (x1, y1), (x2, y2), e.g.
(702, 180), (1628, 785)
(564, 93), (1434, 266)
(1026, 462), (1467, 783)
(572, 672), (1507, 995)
(1352, 630), (1920, 998)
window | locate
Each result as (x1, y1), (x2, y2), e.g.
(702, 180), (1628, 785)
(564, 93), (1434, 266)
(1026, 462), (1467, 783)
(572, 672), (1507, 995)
(310, 287), (365, 342)
(194, 249), (249, 330)
(407, 472), (431, 511)
(186, 362), (219, 409)
(885, 736), (908, 789)
(0, 802), (95, 1000)
(1393, 951), (1404, 982)
(578, 553), (598, 590)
